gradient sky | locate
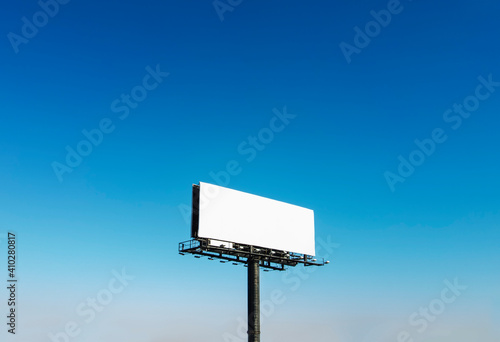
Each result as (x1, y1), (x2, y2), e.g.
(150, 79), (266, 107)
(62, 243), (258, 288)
(1, 0), (499, 341)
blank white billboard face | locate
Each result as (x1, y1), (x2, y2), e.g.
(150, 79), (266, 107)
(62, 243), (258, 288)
(193, 182), (315, 256)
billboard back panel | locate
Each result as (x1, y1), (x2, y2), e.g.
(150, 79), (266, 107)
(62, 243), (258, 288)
(193, 182), (315, 255)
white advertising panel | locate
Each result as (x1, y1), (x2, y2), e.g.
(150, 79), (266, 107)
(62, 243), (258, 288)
(194, 182), (315, 255)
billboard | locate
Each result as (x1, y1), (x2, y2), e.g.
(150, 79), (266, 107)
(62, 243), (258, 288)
(191, 182), (315, 255)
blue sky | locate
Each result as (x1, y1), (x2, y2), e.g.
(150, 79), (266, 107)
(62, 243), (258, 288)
(1, 0), (499, 341)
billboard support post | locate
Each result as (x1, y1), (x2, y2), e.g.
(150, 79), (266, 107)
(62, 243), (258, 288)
(179, 239), (328, 341)
(248, 258), (260, 342)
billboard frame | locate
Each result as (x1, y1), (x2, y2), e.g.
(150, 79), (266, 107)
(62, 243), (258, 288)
(191, 182), (316, 256)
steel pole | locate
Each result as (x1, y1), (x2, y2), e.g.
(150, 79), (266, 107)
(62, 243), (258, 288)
(248, 258), (260, 342)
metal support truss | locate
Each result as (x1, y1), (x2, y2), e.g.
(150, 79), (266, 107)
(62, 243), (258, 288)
(178, 238), (327, 271)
